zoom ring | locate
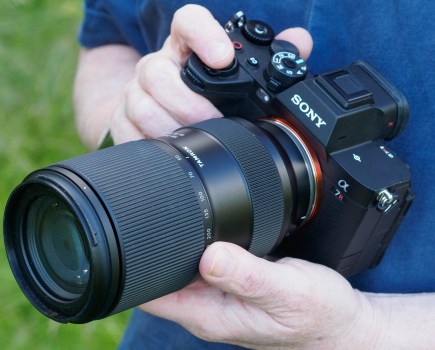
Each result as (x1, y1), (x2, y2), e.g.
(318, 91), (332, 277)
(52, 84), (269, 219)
(190, 118), (285, 256)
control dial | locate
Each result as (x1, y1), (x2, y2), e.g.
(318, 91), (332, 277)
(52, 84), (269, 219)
(265, 51), (308, 92)
(242, 20), (274, 45)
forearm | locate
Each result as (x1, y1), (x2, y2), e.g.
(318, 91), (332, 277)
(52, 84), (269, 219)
(366, 292), (435, 349)
(73, 45), (141, 149)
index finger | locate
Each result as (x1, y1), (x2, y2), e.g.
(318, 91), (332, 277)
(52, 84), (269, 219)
(164, 4), (234, 68)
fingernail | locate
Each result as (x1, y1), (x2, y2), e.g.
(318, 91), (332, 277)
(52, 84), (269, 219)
(206, 42), (231, 64)
(208, 247), (233, 277)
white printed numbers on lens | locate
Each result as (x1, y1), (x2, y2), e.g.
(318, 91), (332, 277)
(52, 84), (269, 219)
(204, 208), (210, 219)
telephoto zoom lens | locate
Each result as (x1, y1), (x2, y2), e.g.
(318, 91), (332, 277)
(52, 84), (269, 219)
(4, 117), (319, 323)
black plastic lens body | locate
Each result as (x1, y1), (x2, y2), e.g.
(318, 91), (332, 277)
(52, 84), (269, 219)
(4, 118), (315, 323)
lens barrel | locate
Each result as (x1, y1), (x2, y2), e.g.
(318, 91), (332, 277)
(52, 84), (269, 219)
(4, 117), (317, 323)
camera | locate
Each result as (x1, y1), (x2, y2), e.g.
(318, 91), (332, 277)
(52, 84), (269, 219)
(3, 11), (413, 324)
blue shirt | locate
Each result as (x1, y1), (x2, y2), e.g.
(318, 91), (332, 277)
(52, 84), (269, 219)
(79, 0), (435, 348)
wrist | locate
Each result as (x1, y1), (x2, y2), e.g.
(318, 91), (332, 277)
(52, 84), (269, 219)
(332, 290), (389, 350)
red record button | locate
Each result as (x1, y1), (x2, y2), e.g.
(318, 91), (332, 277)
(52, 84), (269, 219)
(232, 41), (243, 50)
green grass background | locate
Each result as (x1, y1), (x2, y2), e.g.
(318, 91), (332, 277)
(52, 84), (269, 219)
(0, 1), (131, 348)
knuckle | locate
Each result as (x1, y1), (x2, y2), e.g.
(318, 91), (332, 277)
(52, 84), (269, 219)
(238, 262), (268, 298)
(135, 52), (160, 77)
(135, 54), (149, 74)
(122, 84), (147, 125)
(137, 55), (174, 86)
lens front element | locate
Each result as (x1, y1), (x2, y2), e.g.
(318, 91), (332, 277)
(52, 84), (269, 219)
(4, 170), (120, 323)
(26, 195), (90, 298)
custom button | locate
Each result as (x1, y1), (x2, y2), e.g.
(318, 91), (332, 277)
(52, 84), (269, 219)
(247, 57), (259, 67)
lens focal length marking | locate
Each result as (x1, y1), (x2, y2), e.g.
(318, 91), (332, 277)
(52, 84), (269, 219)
(151, 140), (214, 245)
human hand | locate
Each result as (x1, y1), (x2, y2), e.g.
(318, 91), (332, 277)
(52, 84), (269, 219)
(109, 4), (313, 144)
(140, 242), (385, 349)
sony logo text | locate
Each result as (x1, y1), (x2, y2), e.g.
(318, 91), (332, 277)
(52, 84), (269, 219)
(291, 94), (327, 128)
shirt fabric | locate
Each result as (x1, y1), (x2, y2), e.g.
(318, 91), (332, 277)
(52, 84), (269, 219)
(79, 1), (435, 348)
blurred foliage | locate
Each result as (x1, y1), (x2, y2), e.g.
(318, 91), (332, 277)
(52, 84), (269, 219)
(0, 1), (130, 349)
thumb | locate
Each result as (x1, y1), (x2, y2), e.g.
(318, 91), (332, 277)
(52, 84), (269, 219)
(275, 27), (313, 60)
(199, 242), (301, 307)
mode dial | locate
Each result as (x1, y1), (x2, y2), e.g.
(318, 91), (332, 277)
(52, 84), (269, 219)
(265, 51), (308, 92)
(270, 39), (300, 56)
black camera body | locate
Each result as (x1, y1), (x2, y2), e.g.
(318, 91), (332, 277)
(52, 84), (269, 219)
(181, 12), (414, 276)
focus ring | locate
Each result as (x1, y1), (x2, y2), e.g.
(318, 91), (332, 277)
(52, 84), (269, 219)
(190, 118), (284, 256)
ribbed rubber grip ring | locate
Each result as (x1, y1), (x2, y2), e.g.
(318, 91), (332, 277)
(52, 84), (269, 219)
(190, 118), (285, 256)
(56, 141), (205, 315)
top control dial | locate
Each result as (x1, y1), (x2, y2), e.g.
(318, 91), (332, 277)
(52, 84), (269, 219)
(242, 20), (274, 45)
(265, 51), (308, 92)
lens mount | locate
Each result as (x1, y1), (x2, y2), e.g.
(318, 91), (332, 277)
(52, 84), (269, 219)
(259, 118), (322, 227)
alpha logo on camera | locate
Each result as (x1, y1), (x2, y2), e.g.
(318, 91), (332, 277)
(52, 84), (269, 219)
(291, 94), (327, 128)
